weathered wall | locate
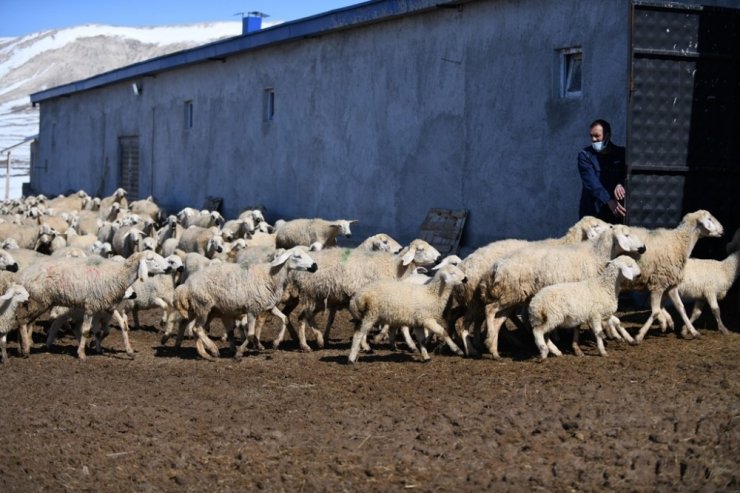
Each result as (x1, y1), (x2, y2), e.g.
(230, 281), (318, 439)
(33, 0), (633, 247)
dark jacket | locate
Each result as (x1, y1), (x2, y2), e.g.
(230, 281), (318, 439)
(578, 143), (626, 221)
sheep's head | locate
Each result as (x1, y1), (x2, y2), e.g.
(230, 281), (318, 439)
(206, 234), (225, 255)
(0, 250), (19, 272)
(364, 233), (402, 253)
(436, 264), (468, 286)
(136, 251), (172, 282)
(210, 211), (224, 227)
(401, 239), (442, 267)
(165, 254), (185, 273)
(330, 219), (357, 238)
(684, 210), (723, 239)
(0, 284), (29, 304)
(609, 255), (641, 281)
(271, 246), (318, 273)
(433, 255), (463, 270)
(611, 225), (646, 255)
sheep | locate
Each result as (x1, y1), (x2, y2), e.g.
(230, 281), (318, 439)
(238, 208), (266, 226)
(156, 215), (183, 249)
(177, 208), (224, 229)
(528, 256), (642, 360)
(0, 284), (30, 363)
(176, 251), (223, 285)
(17, 250), (172, 359)
(45, 190), (90, 211)
(674, 248), (740, 335)
(274, 238), (441, 352)
(627, 210), (724, 343)
(477, 224), (646, 359)
(0, 223), (57, 250)
(64, 228), (99, 250)
(111, 226), (148, 258)
(173, 247), (318, 360)
(452, 216), (609, 353)
(221, 218), (255, 242)
(177, 226), (225, 258)
(275, 218), (357, 250)
(128, 196), (166, 225)
(347, 264), (468, 363)
(98, 187), (128, 213)
(112, 254), (184, 335)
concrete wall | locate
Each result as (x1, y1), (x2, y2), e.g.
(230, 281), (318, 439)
(32, 0), (631, 247)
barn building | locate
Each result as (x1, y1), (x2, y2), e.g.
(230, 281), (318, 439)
(28, 0), (740, 251)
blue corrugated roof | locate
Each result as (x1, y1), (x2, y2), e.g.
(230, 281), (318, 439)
(31, 0), (463, 103)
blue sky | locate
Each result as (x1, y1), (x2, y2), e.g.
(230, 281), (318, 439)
(0, 0), (364, 37)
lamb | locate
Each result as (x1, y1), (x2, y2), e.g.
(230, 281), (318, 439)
(528, 256), (642, 360)
(0, 285), (30, 364)
(627, 210), (724, 343)
(675, 248), (740, 335)
(17, 250), (172, 359)
(128, 196), (166, 225)
(112, 255), (184, 336)
(177, 208), (224, 229)
(347, 264), (468, 363)
(452, 216), (609, 352)
(275, 218), (357, 250)
(173, 247), (318, 360)
(177, 226), (225, 258)
(111, 226), (148, 258)
(274, 238), (441, 352)
(98, 187), (128, 213)
(477, 224), (646, 359)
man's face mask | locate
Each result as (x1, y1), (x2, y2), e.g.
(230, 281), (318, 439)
(592, 139), (608, 152)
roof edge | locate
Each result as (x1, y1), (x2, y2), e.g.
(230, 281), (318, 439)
(31, 0), (467, 104)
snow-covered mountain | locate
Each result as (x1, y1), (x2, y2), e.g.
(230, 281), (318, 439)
(0, 22), (243, 181)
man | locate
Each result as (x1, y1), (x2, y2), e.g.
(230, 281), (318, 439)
(577, 119), (627, 223)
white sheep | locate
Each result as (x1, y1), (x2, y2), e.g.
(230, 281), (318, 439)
(98, 187), (128, 213)
(528, 256), (641, 360)
(0, 284), (29, 364)
(17, 250), (172, 359)
(177, 226), (225, 258)
(110, 226), (149, 258)
(273, 238), (440, 352)
(0, 223), (57, 250)
(347, 264), (468, 363)
(275, 218), (357, 250)
(676, 248), (740, 335)
(173, 247), (318, 360)
(128, 196), (166, 225)
(177, 208), (224, 229)
(477, 224), (646, 359)
(628, 210), (724, 343)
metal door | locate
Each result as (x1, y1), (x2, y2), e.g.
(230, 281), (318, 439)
(118, 135), (139, 199)
(627, 1), (740, 256)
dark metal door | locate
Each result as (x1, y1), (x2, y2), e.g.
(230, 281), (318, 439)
(118, 135), (139, 199)
(627, 1), (740, 256)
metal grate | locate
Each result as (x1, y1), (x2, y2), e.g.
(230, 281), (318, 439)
(418, 208), (467, 257)
(118, 135), (139, 199)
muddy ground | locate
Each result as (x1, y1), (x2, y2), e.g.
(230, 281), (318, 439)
(0, 300), (738, 492)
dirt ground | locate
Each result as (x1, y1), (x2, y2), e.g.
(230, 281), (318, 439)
(0, 299), (738, 493)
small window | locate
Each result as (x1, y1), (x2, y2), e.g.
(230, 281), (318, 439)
(184, 100), (194, 129)
(263, 88), (275, 122)
(560, 48), (582, 98)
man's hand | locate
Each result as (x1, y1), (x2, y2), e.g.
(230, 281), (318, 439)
(608, 198), (626, 218)
(614, 184), (626, 201)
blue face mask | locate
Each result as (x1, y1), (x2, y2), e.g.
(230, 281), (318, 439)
(592, 140), (607, 152)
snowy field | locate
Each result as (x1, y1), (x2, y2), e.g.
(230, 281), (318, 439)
(0, 168), (30, 201)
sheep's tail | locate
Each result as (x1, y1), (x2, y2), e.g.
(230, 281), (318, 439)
(527, 300), (546, 329)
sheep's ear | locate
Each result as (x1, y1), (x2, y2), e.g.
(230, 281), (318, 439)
(0, 289), (14, 302)
(271, 249), (292, 267)
(349, 220), (358, 224)
(401, 247), (416, 266)
(137, 258), (148, 282)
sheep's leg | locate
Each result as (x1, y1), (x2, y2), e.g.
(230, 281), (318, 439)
(704, 293), (729, 334)
(109, 311), (134, 357)
(458, 305), (482, 357)
(667, 287), (700, 339)
(317, 304), (337, 348)
(304, 305), (325, 350)
(590, 317), (608, 356)
(132, 307), (142, 330)
(172, 318), (193, 348)
(634, 290), (664, 344)
(373, 325), (390, 344)
(546, 337), (562, 357)
(531, 324), (551, 360)
(272, 297), (299, 349)
(483, 303), (509, 359)
(193, 322), (219, 360)
(387, 325), (398, 351)
(348, 317), (375, 364)
(77, 313), (94, 360)
(657, 306), (673, 333)
(222, 316), (237, 355)
(400, 326), (418, 353)
(46, 313), (71, 350)
(0, 334), (8, 363)
(414, 327), (430, 362)
(688, 299), (705, 325)
(424, 319), (463, 357)
(571, 327), (585, 357)
(235, 313), (258, 359)
(608, 315), (634, 344)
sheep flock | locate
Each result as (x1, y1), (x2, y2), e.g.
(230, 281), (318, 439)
(0, 187), (736, 366)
